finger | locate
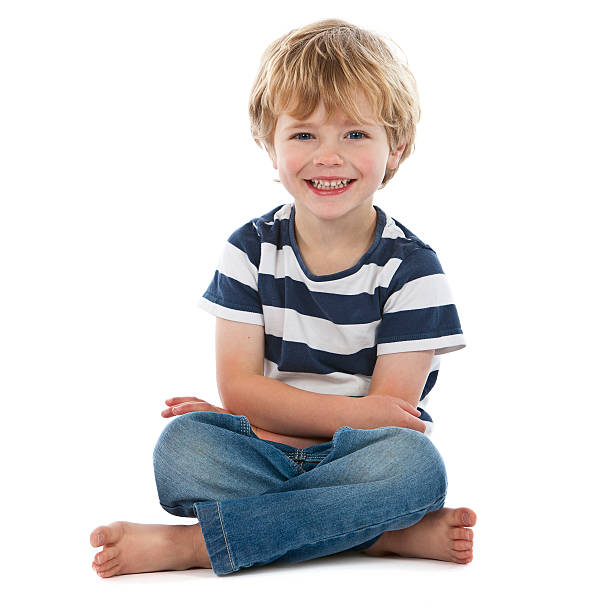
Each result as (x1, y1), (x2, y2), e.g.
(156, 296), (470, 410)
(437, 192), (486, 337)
(165, 397), (201, 405)
(161, 405), (185, 417)
(405, 413), (427, 433)
(161, 401), (205, 418)
(417, 418), (427, 433)
(407, 404), (421, 417)
(162, 402), (226, 418)
(171, 401), (208, 415)
(397, 400), (420, 417)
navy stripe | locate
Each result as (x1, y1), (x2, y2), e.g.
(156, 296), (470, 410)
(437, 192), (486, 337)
(260, 275), (384, 325)
(265, 335), (377, 376)
(378, 304), (463, 342)
(421, 369), (438, 400)
(418, 408), (433, 423)
(260, 222), (424, 271)
(204, 272), (262, 314)
(228, 221), (262, 269)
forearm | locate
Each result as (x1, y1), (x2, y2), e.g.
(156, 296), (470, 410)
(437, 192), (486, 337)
(221, 374), (359, 439)
(249, 424), (332, 448)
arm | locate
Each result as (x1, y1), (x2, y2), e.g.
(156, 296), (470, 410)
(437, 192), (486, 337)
(367, 349), (435, 409)
(215, 317), (356, 439)
(215, 318), (426, 439)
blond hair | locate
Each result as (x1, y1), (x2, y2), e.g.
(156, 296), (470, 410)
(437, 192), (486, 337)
(248, 19), (421, 188)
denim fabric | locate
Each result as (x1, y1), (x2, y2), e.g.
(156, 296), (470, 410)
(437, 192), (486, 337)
(153, 411), (447, 576)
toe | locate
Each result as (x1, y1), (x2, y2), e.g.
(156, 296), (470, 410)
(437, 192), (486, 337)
(90, 522), (124, 548)
(450, 527), (473, 541)
(96, 561), (121, 578)
(451, 540), (473, 552)
(453, 549), (473, 563)
(90, 527), (104, 547)
(93, 547), (118, 566)
(454, 507), (477, 527)
(94, 556), (121, 573)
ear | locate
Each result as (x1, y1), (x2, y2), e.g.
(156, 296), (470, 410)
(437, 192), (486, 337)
(264, 142), (278, 170)
(386, 143), (407, 170)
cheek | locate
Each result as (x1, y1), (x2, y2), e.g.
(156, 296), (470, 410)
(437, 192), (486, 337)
(355, 153), (386, 181)
(277, 150), (304, 179)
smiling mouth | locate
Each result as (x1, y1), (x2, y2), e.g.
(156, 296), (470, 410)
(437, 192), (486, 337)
(304, 178), (356, 194)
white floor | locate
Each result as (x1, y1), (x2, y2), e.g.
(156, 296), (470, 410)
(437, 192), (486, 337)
(32, 544), (601, 612)
(9, 497), (603, 612)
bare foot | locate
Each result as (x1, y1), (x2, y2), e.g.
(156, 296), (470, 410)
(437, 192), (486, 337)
(362, 507), (477, 564)
(90, 521), (211, 578)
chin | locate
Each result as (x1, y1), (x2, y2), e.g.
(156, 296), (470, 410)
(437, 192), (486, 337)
(300, 202), (359, 220)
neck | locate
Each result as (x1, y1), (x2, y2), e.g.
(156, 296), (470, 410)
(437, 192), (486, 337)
(294, 204), (378, 256)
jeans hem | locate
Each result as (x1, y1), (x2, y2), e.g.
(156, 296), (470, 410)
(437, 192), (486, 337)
(193, 501), (236, 576)
(193, 492), (446, 575)
(351, 534), (383, 552)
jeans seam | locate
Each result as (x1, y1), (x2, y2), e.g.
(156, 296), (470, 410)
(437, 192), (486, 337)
(311, 492), (447, 547)
(243, 417), (312, 475)
(287, 451), (329, 461)
(216, 501), (236, 572)
(284, 455), (305, 474)
(262, 492), (447, 565)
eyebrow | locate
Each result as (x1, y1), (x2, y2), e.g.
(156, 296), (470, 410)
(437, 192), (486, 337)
(282, 120), (377, 131)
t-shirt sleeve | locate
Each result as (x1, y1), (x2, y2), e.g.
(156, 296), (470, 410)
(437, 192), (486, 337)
(377, 245), (466, 356)
(198, 221), (264, 326)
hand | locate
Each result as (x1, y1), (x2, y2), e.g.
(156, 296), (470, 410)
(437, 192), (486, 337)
(162, 397), (329, 447)
(353, 395), (426, 433)
(161, 396), (227, 418)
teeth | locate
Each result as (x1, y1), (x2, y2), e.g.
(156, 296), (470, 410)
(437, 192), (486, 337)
(309, 179), (352, 189)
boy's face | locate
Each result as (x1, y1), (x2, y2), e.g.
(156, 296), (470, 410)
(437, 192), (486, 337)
(266, 92), (406, 223)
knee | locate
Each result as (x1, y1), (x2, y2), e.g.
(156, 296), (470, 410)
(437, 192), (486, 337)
(153, 413), (222, 514)
(393, 429), (448, 502)
(152, 413), (208, 480)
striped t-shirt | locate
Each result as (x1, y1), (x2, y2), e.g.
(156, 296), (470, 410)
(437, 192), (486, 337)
(199, 202), (466, 435)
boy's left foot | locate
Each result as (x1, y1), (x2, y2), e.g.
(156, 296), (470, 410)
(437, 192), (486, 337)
(90, 521), (211, 578)
(361, 506), (477, 564)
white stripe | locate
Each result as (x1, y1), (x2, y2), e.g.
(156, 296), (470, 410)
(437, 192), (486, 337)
(273, 203), (293, 221)
(384, 273), (455, 312)
(259, 242), (401, 294)
(264, 358), (371, 396)
(381, 213), (409, 240)
(418, 394), (430, 411)
(263, 305), (377, 354)
(198, 297), (264, 325)
(218, 241), (258, 290)
(414, 396), (434, 437)
(377, 334), (466, 355)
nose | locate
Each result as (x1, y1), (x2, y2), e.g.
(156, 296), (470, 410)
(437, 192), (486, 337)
(313, 143), (344, 167)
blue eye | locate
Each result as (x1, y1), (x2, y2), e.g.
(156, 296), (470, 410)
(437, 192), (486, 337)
(292, 131), (368, 141)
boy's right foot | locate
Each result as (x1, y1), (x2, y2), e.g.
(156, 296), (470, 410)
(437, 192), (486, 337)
(362, 506), (477, 564)
(90, 521), (211, 578)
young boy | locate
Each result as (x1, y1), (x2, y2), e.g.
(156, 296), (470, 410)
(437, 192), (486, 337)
(90, 18), (476, 578)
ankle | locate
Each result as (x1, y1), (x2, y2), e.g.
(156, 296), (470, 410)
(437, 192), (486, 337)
(188, 524), (210, 568)
(362, 531), (391, 556)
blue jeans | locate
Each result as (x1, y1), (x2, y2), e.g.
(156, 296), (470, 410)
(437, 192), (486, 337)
(153, 411), (447, 576)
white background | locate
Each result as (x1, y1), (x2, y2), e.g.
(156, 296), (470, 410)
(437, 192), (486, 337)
(1, 0), (610, 609)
